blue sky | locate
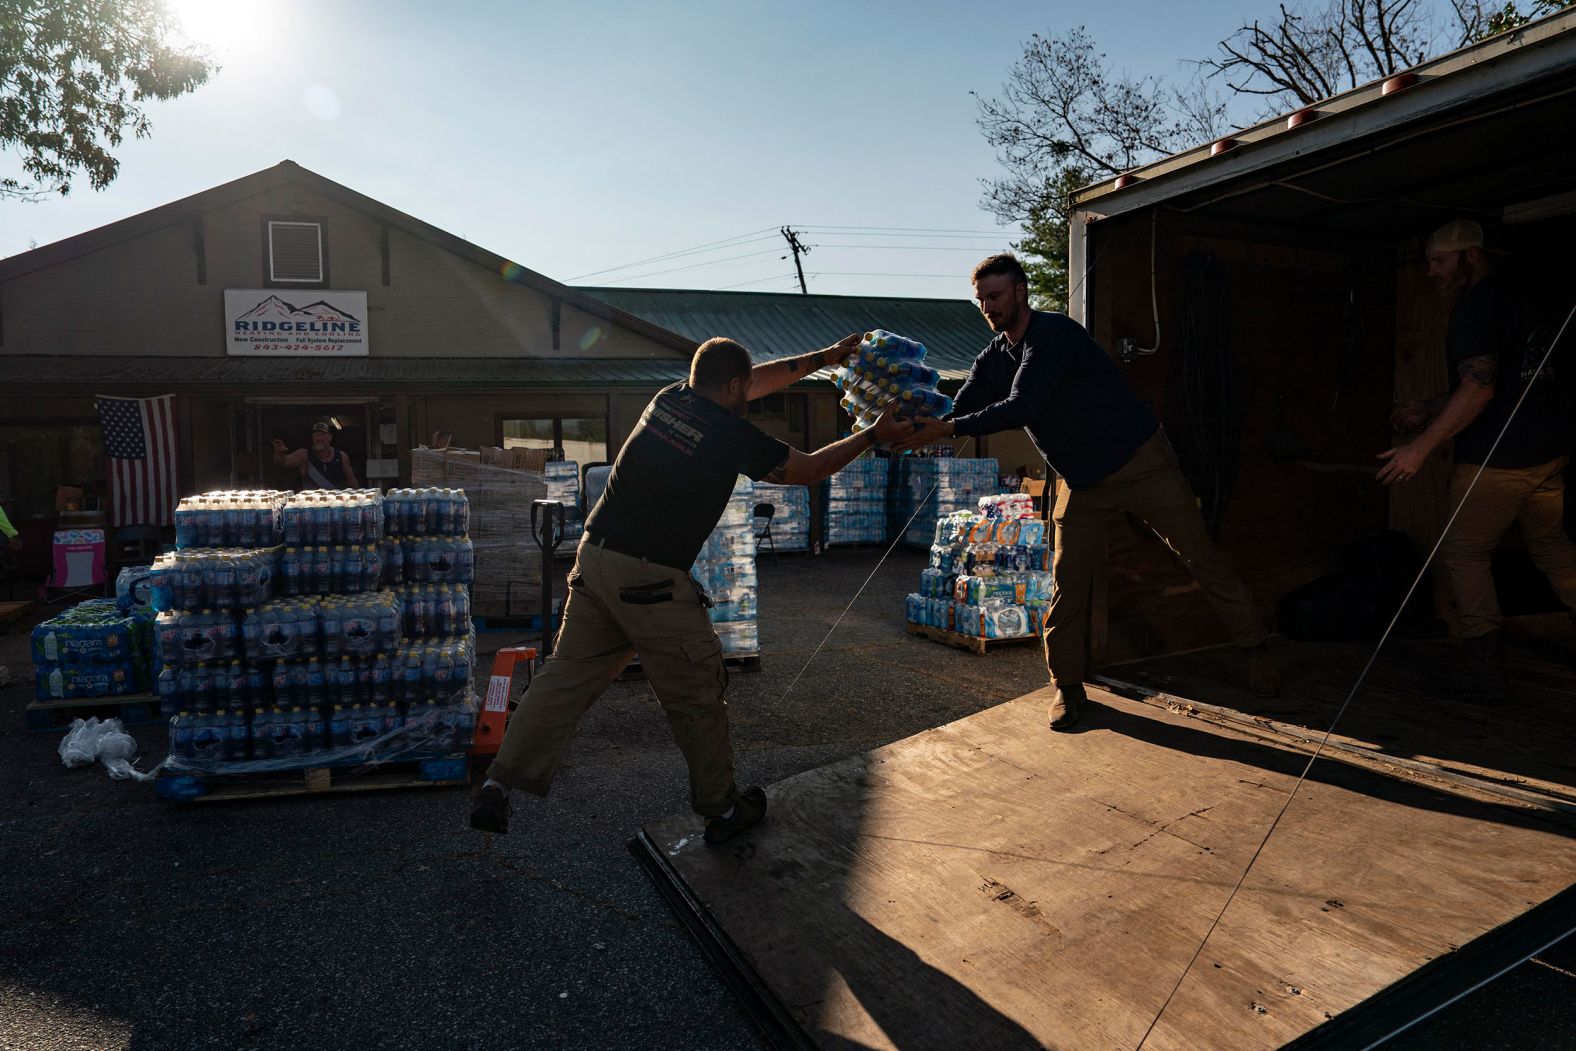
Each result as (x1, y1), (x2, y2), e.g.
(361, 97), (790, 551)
(3, 1), (1268, 298)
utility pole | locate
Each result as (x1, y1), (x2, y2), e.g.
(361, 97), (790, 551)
(780, 226), (810, 294)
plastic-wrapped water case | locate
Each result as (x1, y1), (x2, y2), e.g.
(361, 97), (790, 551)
(32, 599), (142, 665)
(834, 329), (953, 432)
(175, 490), (289, 549)
(149, 548), (279, 611)
(382, 488), (468, 538)
(279, 490), (386, 546)
(544, 460), (584, 544)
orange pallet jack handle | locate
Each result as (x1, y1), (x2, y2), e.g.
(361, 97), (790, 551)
(471, 645), (537, 757)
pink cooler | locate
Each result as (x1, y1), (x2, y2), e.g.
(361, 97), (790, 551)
(50, 529), (107, 589)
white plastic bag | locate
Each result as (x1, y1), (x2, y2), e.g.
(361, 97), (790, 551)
(59, 717), (109, 768)
(58, 716), (158, 781)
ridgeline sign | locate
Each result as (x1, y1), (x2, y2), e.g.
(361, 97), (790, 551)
(224, 290), (369, 356)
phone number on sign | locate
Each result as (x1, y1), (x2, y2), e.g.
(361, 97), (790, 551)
(244, 341), (361, 353)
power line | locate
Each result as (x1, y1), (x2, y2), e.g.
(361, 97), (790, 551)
(717, 272), (799, 290)
(800, 224), (1017, 235)
(589, 248), (787, 285)
(805, 271), (964, 279)
(567, 228), (778, 281)
(808, 243), (1008, 252)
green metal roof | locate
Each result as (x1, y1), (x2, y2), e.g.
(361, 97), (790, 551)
(576, 287), (991, 381)
(1, 354), (690, 392)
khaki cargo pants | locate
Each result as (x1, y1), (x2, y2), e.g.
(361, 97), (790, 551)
(1440, 455), (1576, 639)
(486, 539), (738, 817)
(1047, 429), (1268, 688)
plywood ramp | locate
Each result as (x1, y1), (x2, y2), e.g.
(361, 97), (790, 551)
(637, 686), (1576, 1050)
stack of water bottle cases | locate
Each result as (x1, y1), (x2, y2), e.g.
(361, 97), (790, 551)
(31, 598), (154, 701)
(153, 488), (478, 774)
(892, 454), (1002, 549)
(584, 467), (762, 659)
(907, 493), (1053, 640)
(694, 478), (760, 657)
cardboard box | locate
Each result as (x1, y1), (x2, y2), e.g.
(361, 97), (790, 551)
(54, 486), (84, 512)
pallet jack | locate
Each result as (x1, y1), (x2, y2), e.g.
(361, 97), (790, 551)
(470, 498), (568, 763)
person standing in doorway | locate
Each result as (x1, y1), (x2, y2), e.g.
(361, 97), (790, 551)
(894, 254), (1277, 731)
(1381, 219), (1576, 701)
(272, 422), (359, 490)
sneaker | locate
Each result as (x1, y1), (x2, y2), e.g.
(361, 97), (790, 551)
(469, 783), (510, 834)
(1048, 686), (1085, 731)
(704, 786), (767, 846)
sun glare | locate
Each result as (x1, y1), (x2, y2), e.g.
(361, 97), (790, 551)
(165, 0), (267, 53)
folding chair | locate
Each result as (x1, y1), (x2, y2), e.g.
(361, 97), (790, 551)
(753, 502), (777, 558)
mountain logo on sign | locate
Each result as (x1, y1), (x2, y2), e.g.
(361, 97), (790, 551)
(236, 295), (361, 324)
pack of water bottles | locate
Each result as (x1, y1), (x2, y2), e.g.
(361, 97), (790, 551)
(155, 609), (242, 665)
(907, 505), (1053, 642)
(280, 490), (386, 546)
(383, 487), (469, 537)
(692, 477), (759, 657)
(149, 549), (279, 611)
(544, 461), (584, 543)
(165, 692), (476, 770)
(240, 599), (321, 661)
(279, 544), (383, 596)
(752, 482), (810, 552)
(175, 491), (289, 549)
(156, 659), (266, 716)
(394, 583), (472, 637)
(823, 457), (890, 546)
(33, 599), (144, 664)
(834, 329), (953, 432)
(893, 455), (1002, 549)
(397, 536), (474, 585)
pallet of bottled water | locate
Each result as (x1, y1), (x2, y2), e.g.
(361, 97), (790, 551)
(752, 482), (810, 552)
(175, 491), (290, 549)
(823, 457), (890, 546)
(906, 499), (1053, 645)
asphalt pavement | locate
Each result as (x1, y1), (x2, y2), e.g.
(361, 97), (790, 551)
(0, 549), (1570, 1050)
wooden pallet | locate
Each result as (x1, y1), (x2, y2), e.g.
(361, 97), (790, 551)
(154, 751), (470, 803)
(618, 654), (762, 681)
(0, 599), (33, 633)
(25, 692), (162, 733)
(905, 622), (1040, 655)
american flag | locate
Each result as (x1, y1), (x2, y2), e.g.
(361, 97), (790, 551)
(96, 395), (178, 527)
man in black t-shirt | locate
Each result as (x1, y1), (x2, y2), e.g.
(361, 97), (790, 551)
(472, 335), (911, 843)
(1383, 220), (1576, 700)
(895, 254), (1275, 731)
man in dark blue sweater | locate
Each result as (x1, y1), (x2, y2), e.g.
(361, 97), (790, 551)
(897, 254), (1275, 729)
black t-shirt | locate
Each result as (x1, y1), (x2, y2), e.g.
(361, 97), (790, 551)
(1447, 275), (1567, 467)
(948, 311), (1157, 488)
(584, 383), (790, 569)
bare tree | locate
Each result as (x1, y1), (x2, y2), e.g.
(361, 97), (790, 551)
(974, 28), (1227, 307)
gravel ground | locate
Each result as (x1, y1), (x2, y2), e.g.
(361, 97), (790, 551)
(0, 549), (1569, 1050)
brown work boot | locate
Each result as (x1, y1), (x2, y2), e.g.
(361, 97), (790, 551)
(1245, 643), (1280, 698)
(1460, 631), (1507, 704)
(1047, 685), (1085, 731)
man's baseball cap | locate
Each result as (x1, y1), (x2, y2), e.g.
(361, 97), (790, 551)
(312, 422), (332, 433)
(1426, 219), (1501, 256)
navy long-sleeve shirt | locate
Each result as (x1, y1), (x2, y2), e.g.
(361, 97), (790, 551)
(948, 310), (1157, 489)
